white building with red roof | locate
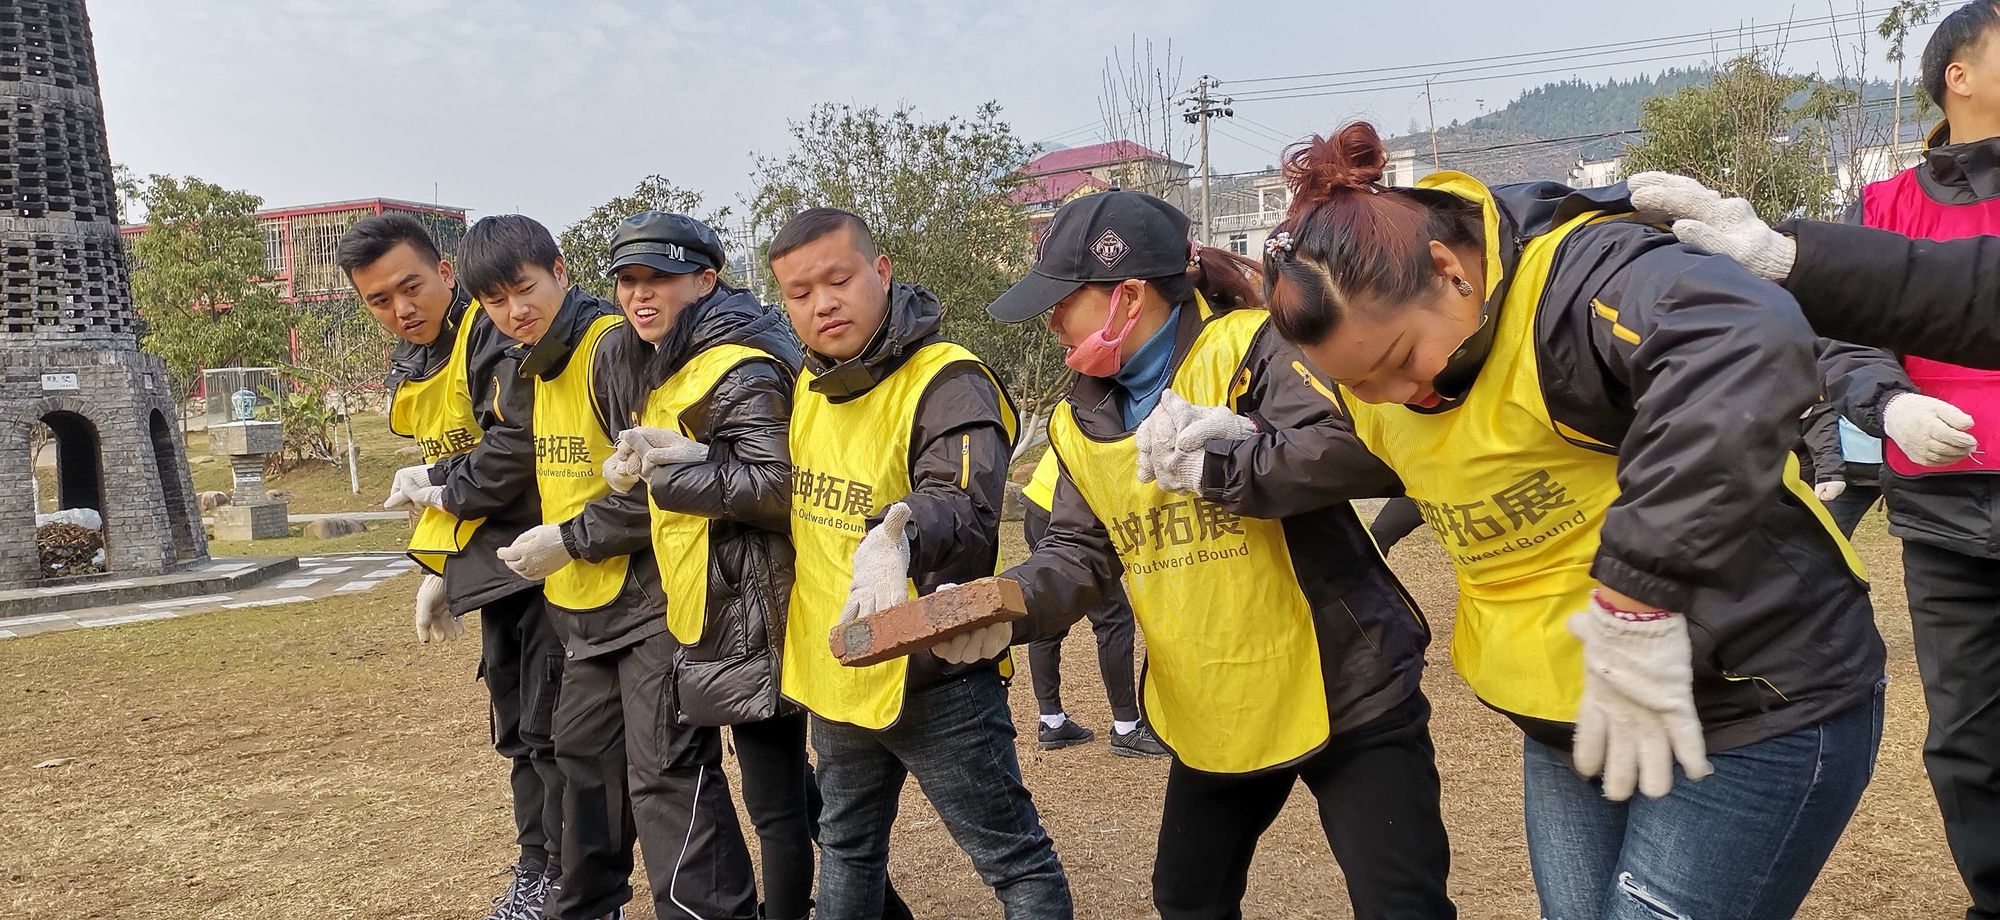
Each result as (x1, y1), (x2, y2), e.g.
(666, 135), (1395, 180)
(1014, 140), (1191, 235)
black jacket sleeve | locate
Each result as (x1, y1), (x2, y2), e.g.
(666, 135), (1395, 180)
(645, 360), (794, 533)
(557, 330), (654, 563)
(433, 364), (537, 521)
(1002, 460), (1121, 644)
(1585, 245), (1823, 611)
(1198, 328), (1405, 515)
(892, 366), (1012, 589)
(1818, 338), (1917, 438)
(1778, 218), (2000, 370)
(1800, 399), (1842, 485)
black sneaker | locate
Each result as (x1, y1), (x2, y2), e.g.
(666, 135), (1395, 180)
(1037, 718), (1095, 750)
(1111, 722), (1170, 759)
(482, 862), (545, 920)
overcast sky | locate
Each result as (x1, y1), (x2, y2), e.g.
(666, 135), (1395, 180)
(90, 0), (1947, 230)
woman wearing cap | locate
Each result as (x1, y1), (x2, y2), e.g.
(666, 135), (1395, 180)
(993, 190), (1452, 920)
(1239, 122), (1886, 919)
(591, 210), (823, 920)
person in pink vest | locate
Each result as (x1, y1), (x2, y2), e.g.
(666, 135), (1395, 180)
(1707, 6), (1997, 916)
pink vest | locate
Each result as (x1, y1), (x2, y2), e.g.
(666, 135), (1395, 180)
(1862, 168), (2000, 477)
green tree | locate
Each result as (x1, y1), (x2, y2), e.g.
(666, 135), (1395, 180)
(127, 175), (290, 421)
(751, 101), (1067, 448)
(560, 176), (731, 300)
(1879, 1), (1942, 149)
(1620, 53), (1837, 220)
(282, 296), (398, 485)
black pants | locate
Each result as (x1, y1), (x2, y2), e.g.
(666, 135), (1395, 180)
(732, 712), (815, 920)
(1905, 540), (2000, 920)
(1023, 505), (1139, 722)
(1151, 693), (1454, 920)
(481, 588), (565, 871)
(550, 630), (757, 920)
(1824, 482), (1882, 538)
(1369, 497), (1426, 553)
(803, 758), (916, 920)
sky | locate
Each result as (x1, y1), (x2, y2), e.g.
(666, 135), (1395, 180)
(88, 0), (1950, 231)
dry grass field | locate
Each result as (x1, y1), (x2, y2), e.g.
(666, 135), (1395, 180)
(0, 511), (1961, 918)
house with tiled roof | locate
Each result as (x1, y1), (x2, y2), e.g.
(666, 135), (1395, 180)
(1014, 140), (1191, 235)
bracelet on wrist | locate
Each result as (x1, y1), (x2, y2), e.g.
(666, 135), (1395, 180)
(1592, 589), (1676, 622)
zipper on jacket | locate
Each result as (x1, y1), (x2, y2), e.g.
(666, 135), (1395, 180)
(958, 434), (971, 489)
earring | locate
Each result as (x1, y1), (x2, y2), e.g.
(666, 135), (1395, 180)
(1452, 276), (1474, 296)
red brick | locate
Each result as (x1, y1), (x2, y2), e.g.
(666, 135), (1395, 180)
(830, 577), (1027, 667)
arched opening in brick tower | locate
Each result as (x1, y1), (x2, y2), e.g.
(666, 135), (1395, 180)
(38, 410), (102, 515)
(148, 409), (197, 562)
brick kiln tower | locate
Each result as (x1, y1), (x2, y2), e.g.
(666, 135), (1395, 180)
(1, 0), (205, 585)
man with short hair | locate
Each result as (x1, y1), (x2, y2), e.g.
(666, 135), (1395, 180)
(344, 213), (564, 920)
(1819, 5), (2000, 915)
(769, 208), (1073, 919)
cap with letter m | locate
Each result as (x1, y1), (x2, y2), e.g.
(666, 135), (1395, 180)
(609, 210), (728, 276)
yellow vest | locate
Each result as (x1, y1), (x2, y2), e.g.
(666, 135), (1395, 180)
(782, 341), (1018, 729)
(533, 314), (631, 613)
(1049, 305), (1330, 774)
(1021, 450), (1059, 512)
(641, 343), (786, 644)
(388, 305), (487, 576)
(1343, 172), (1860, 724)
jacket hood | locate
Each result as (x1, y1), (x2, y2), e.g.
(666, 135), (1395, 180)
(651, 286), (803, 385)
(1415, 172), (1636, 406)
(1920, 132), (2000, 204)
(804, 281), (945, 399)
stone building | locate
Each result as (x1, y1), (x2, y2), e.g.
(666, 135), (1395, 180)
(2, 0), (206, 585)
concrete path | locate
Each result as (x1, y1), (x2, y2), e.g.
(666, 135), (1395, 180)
(0, 552), (417, 641)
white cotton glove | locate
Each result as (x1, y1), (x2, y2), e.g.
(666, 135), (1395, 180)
(841, 502), (913, 626)
(926, 582), (1014, 664)
(1883, 392), (1979, 466)
(1568, 596), (1713, 801)
(1138, 391), (1259, 493)
(385, 464), (437, 510)
(1814, 480), (1849, 502)
(1627, 171), (1796, 281)
(413, 573), (463, 644)
(1135, 391), (1194, 484)
(602, 442), (645, 494)
(495, 523), (574, 580)
(622, 426), (709, 475)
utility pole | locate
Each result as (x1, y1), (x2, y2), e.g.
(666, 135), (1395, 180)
(1183, 75), (1233, 244)
(1425, 77), (1441, 168)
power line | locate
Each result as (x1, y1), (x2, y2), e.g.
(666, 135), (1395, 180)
(1232, 43), (1815, 104)
(1224, 5), (1900, 89)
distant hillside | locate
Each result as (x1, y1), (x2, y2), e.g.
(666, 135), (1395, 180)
(1383, 68), (1921, 185)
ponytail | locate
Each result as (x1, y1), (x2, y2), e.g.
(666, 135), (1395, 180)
(1147, 245), (1265, 314)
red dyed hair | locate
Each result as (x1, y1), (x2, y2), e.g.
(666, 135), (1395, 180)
(1263, 121), (1481, 345)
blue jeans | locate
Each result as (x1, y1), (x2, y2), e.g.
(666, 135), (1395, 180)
(1523, 684), (1884, 920)
(811, 670), (1073, 920)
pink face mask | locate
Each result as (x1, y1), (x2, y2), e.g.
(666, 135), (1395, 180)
(1064, 287), (1141, 376)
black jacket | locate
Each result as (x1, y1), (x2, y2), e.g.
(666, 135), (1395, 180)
(1004, 303), (1428, 743)
(620, 287), (801, 725)
(1814, 135), (2000, 560)
(803, 282), (1017, 694)
(438, 288), (660, 659)
(391, 290), (540, 616)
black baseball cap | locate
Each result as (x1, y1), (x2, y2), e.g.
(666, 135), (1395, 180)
(988, 191), (1194, 324)
(609, 210), (727, 276)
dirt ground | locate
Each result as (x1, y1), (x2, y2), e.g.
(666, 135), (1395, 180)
(0, 511), (1963, 918)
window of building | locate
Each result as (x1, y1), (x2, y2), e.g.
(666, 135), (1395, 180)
(261, 220), (284, 275)
(1227, 233), (1249, 256)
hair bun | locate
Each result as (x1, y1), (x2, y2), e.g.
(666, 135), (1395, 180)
(1283, 121), (1387, 219)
